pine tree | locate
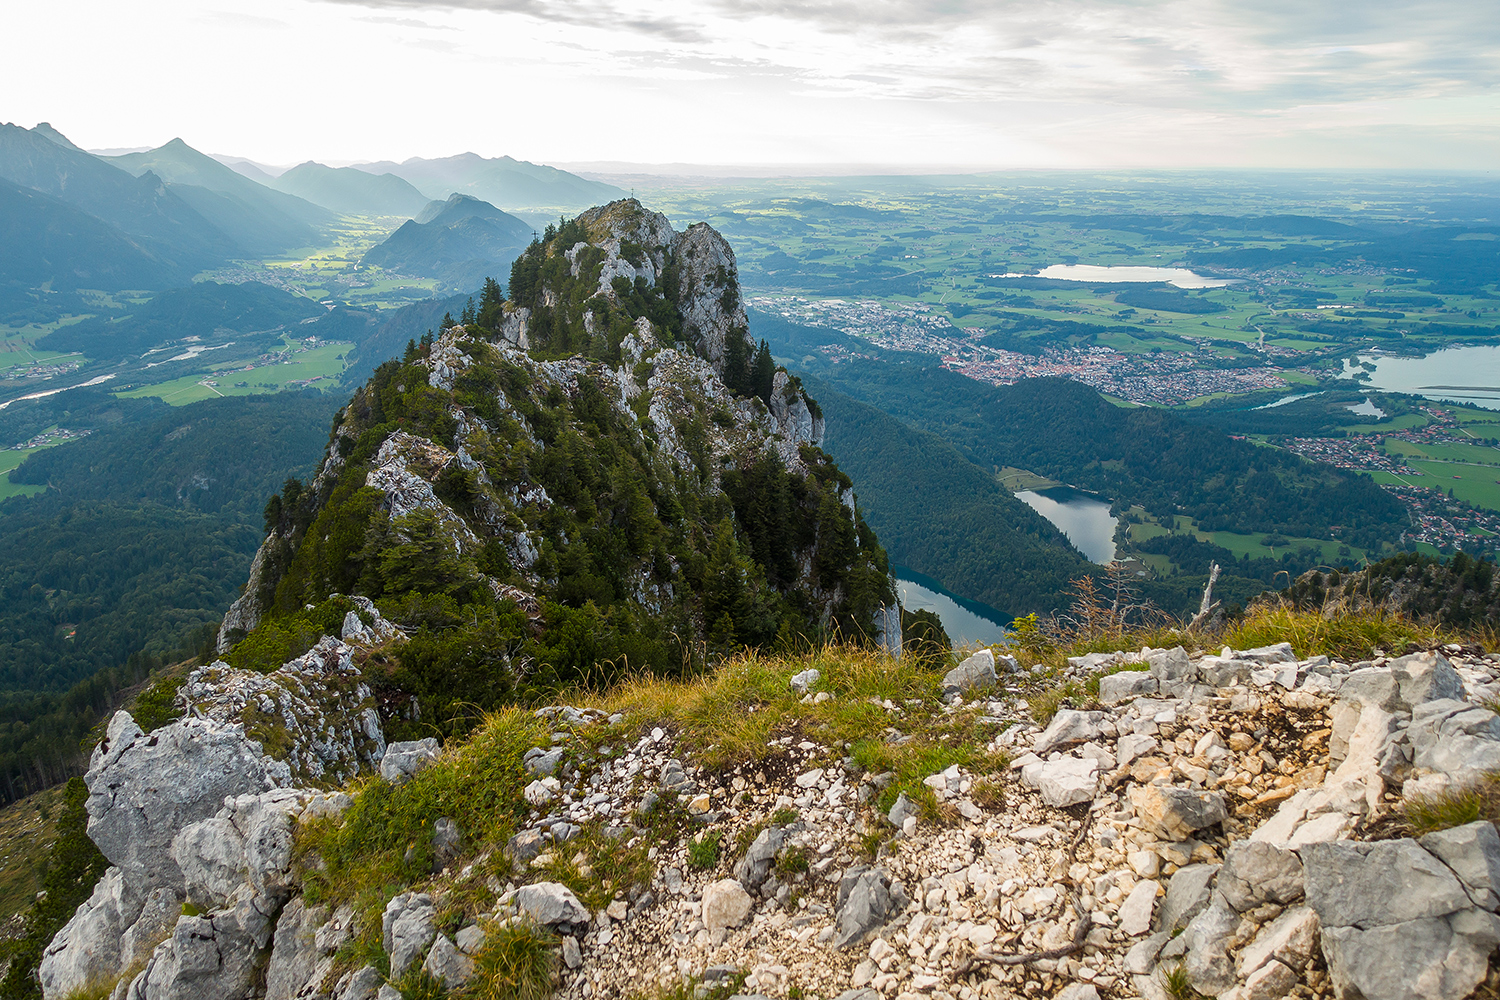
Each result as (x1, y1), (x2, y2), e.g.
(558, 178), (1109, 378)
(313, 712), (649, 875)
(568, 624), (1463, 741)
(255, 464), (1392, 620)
(477, 277), (505, 332)
(751, 339), (775, 405)
(461, 297), (477, 326)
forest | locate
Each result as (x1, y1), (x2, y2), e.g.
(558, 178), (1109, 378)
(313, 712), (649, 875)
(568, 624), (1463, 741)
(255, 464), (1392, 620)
(0, 392), (336, 804)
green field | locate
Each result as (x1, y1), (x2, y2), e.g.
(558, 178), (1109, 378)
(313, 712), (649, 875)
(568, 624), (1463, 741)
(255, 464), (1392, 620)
(0, 447), (48, 501)
(1125, 512), (1369, 568)
(115, 340), (351, 406)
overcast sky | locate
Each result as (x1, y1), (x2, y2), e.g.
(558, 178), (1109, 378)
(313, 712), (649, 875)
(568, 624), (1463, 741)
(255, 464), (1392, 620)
(4, 0), (1496, 171)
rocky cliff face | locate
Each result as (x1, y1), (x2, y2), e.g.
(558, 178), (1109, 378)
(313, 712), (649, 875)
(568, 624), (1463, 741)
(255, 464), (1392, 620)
(220, 199), (889, 687)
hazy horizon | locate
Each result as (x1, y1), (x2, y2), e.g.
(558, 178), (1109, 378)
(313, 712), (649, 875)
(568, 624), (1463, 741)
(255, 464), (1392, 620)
(4, 0), (1497, 172)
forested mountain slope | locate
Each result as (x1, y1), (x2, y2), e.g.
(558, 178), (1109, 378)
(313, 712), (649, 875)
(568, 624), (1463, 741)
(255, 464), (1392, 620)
(222, 200), (895, 734)
(815, 360), (1407, 549)
(0, 392), (339, 804)
(809, 375), (1092, 616)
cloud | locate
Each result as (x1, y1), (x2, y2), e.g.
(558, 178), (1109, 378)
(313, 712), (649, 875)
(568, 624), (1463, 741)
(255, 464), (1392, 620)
(318, 0), (707, 42)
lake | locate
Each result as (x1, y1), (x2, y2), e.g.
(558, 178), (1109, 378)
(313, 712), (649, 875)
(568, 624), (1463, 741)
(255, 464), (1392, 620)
(995, 265), (1234, 289)
(1346, 347), (1500, 410)
(1016, 487), (1118, 563)
(895, 571), (1010, 649)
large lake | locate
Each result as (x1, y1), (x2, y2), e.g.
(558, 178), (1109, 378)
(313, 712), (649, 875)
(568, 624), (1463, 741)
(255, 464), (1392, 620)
(1346, 346), (1500, 410)
(895, 570), (1010, 648)
(1016, 487), (1118, 563)
(996, 265), (1234, 289)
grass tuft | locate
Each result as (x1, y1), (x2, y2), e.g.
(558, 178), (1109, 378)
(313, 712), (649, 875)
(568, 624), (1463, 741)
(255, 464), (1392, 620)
(687, 830), (722, 871)
(1225, 604), (1448, 662)
(468, 918), (557, 1000)
(1403, 777), (1500, 835)
(1162, 963), (1201, 1000)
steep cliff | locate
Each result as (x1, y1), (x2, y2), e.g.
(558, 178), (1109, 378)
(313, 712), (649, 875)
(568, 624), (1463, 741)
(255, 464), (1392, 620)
(218, 199), (895, 726)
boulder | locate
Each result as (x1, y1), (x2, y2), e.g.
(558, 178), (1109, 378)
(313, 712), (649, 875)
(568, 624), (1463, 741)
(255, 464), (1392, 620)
(523, 747), (564, 777)
(1099, 670), (1156, 705)
(702, 879), (754, 930)
(422, 934), (475, 990)
(38, 867), (147, 999)
(511, 882), (589, 926)
(833, 867), (908, 949)
(1421, 820), (1500, 909)
(1156, 864), (1220, 934)
(1217, 841), (1304, 912)
(380, 738), (440, 786)
(1303, 840), (1471, 929)
(733, 825), (787, 890)
(333, 965), (384, 1000)
(1322, 910), (1500, 1000)
(1134, 785), (1227, 842)
(942, 650), (996, 697)
(84, 712), (282, 890)
(1146, 646), (1195, 681)
(382, 892), (437, 975)
(1236, 905), (1319, 980)
(887, 793), (917, 829)
(1033, 709), (1105, 756)
(1181, 895), (1239, 995)
(127, 908), (264, 1000)
(432, 817), (465, 872)
(1026, 756), (1099, 808)
(1390, 651), (1466, 707)
(1117, 880), (1158, 936)
(265, 898), (326, 1000)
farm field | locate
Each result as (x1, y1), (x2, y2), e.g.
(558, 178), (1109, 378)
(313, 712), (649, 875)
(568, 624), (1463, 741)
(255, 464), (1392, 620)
(115, 339), (351, 405)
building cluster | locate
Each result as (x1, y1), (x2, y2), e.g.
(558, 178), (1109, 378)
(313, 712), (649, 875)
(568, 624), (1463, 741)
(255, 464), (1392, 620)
(1283, 437), (1424, 477)
(2, 358), (83, 381)
(9, 427), (93, 451)
(1383, 484), (1500, 552)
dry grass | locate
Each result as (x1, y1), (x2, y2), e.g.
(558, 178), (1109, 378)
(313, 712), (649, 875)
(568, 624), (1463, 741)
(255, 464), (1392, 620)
(1225, 604), (1453, 662)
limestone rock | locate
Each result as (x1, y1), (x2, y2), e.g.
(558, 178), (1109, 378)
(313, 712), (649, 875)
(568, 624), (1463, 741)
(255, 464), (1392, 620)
(1303, 840), (1471, 929)
(382, 891), (437, 975)
(942, 650), (996, 697)
(1025, 756), (1099, 808)
(1420, 820), (1500, 908)
(733, 825), (787, 890)
(265, 898), (326, 1000)
(1118, 879), (1159, 936)
(128, 909), (264, 1000)
(1156, 864), (1221, 934)
(702, 879), (754, 930)
(1322, 910), (1500, 1000)
(380, 738), (440, 786)
(1237, 906), (1319, 980)
(511, 882), (589, 926)
(789, 668), (820, 694)
(422, 933), (475, 990)
(1218, 840), (1304, 912)
(1033, 709), (1105, 756)
(1134, 785), (1227, 842)
(834, 867), (907, 949)
(85, 712), (283, 891)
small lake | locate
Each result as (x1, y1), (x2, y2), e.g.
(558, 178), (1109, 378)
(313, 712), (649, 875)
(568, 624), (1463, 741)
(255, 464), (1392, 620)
(896, 572), (1011, 649)
(1254, 391), (1323, 410)
(1346, 399), (1386, 418)
(1345, 346), (1500, 410)
(996, 265), (1234, 288)
(1015, 486), (1118, 563)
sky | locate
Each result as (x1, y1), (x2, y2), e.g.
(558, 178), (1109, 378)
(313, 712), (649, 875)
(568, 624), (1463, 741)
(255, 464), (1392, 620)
(3, 0), (1497, 171)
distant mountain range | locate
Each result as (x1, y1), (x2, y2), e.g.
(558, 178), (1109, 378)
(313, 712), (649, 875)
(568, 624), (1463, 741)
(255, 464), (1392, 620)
(102, 140), (331, 256)
(360, 193), (532, 291)
(267, 161), (428, 217)
(352, 152), (624, 211)
(0, 123), (234, 277)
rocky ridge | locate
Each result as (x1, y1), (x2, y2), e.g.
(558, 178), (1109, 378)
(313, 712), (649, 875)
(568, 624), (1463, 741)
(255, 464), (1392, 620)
(37, 626), (1500, 1000)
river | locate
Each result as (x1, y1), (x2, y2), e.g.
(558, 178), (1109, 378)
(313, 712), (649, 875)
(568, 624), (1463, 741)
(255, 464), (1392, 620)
(1015, 487), (1119, 563)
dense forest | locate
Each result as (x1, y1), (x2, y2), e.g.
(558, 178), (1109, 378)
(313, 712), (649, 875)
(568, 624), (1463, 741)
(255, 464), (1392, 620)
(810, 376), (1093, 617)
(0, 392), (337, 804)
(811, 360), (1409, 549)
